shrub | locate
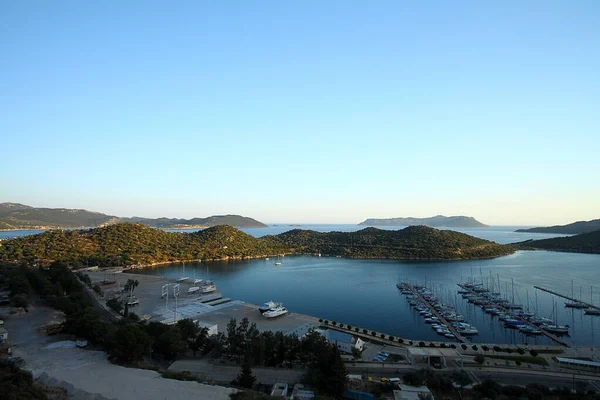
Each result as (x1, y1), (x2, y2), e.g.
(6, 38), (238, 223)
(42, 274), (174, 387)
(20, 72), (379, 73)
(106, 298), (123, 314)
(450, 344), (457, 349)
(388, 335), (394, 341)
(517, 348), (525, 355)
(324, 320), (329, 325)
(346, 325), (351, 330)
(318, 319), (323, 323)
(474, 354), (485, 365)
(93, 284), (103, 296)
(332, 321), (337, 326)
(371, 331), (377, 337)
(380, 334), (385, 339)
(339, 324), (344, 328)
(472, 345), (478, 351)
(493, 345), (502, 352)
(516, 360), (522, 366)
(355, 327), (359, 332)
(529, 349), (538, 357)
(397, 338), (404, 343)
(362, 329), (368, 334)
(11, 294), (29, 309)
(429, 343), (436, 348)
(505, 348), (512, 354)
(440, 343), (446, 348)
(481, 345), (489, 352)
(408, 341), (413, 345)
(419, 341), (426, 347)
(461, 344), (468, 350)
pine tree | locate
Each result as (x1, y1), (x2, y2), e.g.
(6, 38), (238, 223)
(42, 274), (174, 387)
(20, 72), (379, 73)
(234, 359), (256, 389)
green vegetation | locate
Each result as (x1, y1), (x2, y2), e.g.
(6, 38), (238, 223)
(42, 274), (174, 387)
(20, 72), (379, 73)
(269, 225), (514, 260)
(0, 359), (48, 400)
(514, 230), (600, 254)
(360, 215), (488, 228)
(485, 354), (549, 366)
(516, 219), (600, 234)
(0, 223), (282, 265)
(0, 202), (266, 229)
(1, 223), (514, 266)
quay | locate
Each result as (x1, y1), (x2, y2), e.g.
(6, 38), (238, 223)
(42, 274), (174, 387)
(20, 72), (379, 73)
(534, 286), (600, 311)
(403, 283), (469, 344)
(457, 284), (571, 347)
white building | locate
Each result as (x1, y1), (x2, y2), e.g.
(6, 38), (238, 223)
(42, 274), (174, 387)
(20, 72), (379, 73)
(199, 322), (218, 336)
(393, 385), (435, 400)
(323, 329), (364, 353)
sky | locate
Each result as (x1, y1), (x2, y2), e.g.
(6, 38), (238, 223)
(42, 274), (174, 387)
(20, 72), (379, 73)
(1, 1), (599, 225)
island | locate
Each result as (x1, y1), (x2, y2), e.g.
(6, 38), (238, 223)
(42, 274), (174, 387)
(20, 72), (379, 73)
(360, 215), (488, 228)
(0, 202), (267, 230)
(513, 230), (600, 254)
(515, 219), (600, 234)
(0, 223), (514, 265)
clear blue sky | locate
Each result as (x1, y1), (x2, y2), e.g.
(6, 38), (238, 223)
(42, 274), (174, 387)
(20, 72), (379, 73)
(1, 1), (599, 225)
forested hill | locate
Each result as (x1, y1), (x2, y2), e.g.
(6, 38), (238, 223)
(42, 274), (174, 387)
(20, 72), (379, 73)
(360, 215), (488, 228)
(515, 219), (600, 234)
(0, 202), (266, 229)
(0, 224), (514, 266)
(513, 230), (600, 254)
(265, 226), (513, 260)
(0, 223), (280, 266)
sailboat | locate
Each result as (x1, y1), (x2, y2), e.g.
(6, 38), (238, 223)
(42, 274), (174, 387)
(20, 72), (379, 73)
(193, 265), (203, 285)
(565, 280), (586, 308)
(585, 286), (600, 315)
(177, 261), (189, 282)
(542, 301), (569, 334)
(274, 255), (282, 266)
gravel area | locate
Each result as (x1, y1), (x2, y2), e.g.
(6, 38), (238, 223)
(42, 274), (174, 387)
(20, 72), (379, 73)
(3, 301), (237, 400)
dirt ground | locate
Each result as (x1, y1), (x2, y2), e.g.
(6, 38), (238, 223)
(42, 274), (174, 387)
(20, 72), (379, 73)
(3, 300), (237, 400)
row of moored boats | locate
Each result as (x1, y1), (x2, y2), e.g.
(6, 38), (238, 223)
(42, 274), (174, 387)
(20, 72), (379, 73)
(398, 283), (478, 340)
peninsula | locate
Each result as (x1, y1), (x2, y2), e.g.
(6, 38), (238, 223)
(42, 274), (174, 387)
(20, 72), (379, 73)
(360, 215), (488, 228)
(515, 218), (600, 234)
(0, 202), (267, 230)
(513, 230), (600, 254)
(0, 223), (514, 265)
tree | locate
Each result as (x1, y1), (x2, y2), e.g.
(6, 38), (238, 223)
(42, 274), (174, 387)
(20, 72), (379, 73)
(177, 318), (199, 342)
(110, 324), (153, 363)
(234, 359), (256, 388)
(451, 369), (471, 389)
(154, 326), (187, 361)
(11, 294), (29, 309)
(124, 279), (139, 295)
(474, 354), (485, 365)
(190, 327), (209, 356)
(529, 349), (539, 357)
(351, 346), (363, 361)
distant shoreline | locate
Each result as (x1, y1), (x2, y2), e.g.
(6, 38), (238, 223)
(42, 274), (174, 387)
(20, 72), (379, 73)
(0, 225), (265, 232)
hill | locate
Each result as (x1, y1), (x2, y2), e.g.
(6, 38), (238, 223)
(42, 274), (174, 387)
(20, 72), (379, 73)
(0, 224), (514, 265)
(265, 225), (513, 260)
(0, 223), (280, 265)
(360, 215), (488, 228)
(513, 230), (600, 254)
(0, 203), (267, 229)
(515, 219), (600, 234)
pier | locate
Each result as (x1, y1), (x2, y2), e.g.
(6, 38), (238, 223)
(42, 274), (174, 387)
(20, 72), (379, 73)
(403, 284), (469, 344)
(534, 286), (600, 311)
(457, 284), (571, 347)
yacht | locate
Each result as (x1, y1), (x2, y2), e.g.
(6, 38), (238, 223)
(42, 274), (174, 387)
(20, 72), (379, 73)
(542, 323), (569, 334)
(188, 286), (201, 294)
(585, 308), (600, 316)
(263, 305), (288, 318)
(201, 281), (217, 293)
(565, 301), (587, 309)
(259, 301), (280, 314)
(274, 255), (282, 266)
(519, 325), (542, 335)
(193, 279), (203, 285)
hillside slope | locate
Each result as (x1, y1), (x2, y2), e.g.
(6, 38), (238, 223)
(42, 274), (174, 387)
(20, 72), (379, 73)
(0, 224), (514, 265)
(360, 215), (488, 228)
(513, 230), (600, 254)
(0, 203), (266, 229)
(266, 226), (512, 260)
(516, 219), (600, 234)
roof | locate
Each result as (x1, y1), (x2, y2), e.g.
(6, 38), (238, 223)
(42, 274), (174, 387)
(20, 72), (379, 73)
(327, 329), (354, 344)
(0, 327), (7, 335)
(556, 357), (600, 368)
(397, 385), (432, 393)
(407, 347), (461, 357)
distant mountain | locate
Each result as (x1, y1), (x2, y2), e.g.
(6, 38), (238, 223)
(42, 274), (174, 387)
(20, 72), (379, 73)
(0, 202), (267, 229)
(0, 223), (514, 265)
(515, 219), (600, 234)
(513, 230), (600, 254)
(360, 215), (488, 228)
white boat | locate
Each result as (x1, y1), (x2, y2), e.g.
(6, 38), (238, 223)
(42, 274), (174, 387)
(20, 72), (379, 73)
(263, 305), (288, 318)
(274, 255), (282, 266)
(188, 286), (201, 294)
(126, 298), (139, 306)
(259, 301), (280, 314)
(585, 308), (600, 316)
(265, 257), (270, 261)
(177, 261), (189, 282)
(193, 279), (203, 285)
(201, 281), (217, 293)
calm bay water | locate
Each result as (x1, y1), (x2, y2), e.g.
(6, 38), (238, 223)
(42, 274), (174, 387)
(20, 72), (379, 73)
(5, 224), (597, 346)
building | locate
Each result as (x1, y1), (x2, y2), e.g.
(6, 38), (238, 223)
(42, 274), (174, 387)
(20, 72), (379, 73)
(556, 357), (600, 373)
(0, 327), (7, 341)
(323, 329), (365, 353)
(290, 384), (314, 400)
(393, 385), (435, 400)
(343, 389), (375, 400)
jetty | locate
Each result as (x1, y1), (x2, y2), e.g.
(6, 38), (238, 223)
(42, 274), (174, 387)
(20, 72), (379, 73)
(534, 286), (600, 312)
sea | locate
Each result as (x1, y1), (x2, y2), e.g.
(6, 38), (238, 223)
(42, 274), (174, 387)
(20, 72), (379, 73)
(3, 225), (599, 346)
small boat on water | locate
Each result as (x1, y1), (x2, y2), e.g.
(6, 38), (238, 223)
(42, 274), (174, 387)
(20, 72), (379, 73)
(519, 325), (542, 335)
(542, 324), (569, 334)
(177, 261), (189, 282)
(188, 286), (201, 294)
(193, 279), (203, 285)
(263, 304), (288, 318)
(274, 255), (282, 266)
(585, 308), (600, 316)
